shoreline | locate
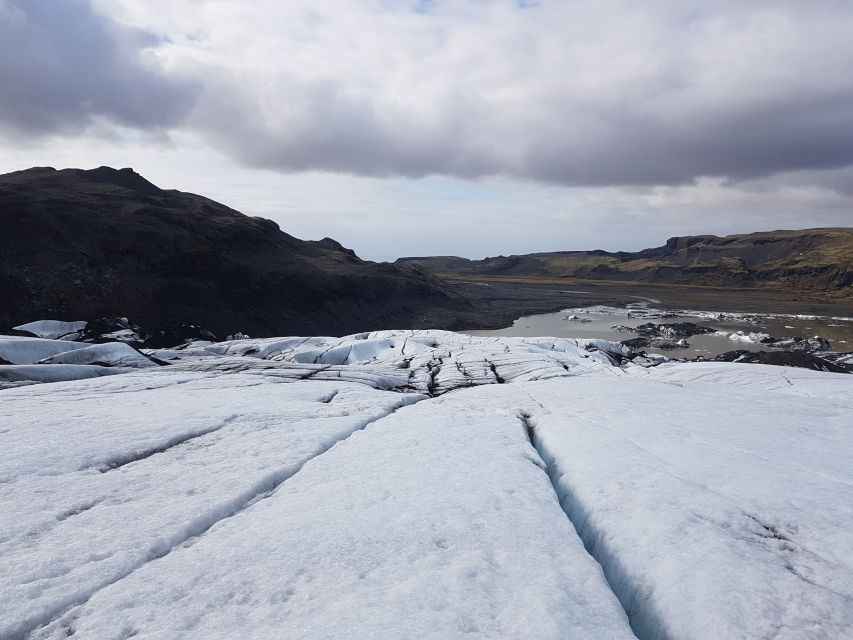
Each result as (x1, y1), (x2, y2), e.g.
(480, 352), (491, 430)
(449, 279), (853, 332)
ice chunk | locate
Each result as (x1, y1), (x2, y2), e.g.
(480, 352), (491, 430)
(36, 342), (159, 368)
(0, 364), (132, 388)
(12, 319), (87, 340)
(0, 337), (88, 364)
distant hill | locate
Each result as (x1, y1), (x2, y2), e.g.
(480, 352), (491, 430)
(397, 229), (853, 294)
(0, 167), (470, 336)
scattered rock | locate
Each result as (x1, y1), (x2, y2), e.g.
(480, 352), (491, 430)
(649, 338), (690, 350)
(79, 317), (144, 345)
(611, 325), (637, 333)
(635, 322), (715, 339)
(145, 324), (219, 349)
(824, 352), (853, 370)
(620, 336), (689, 352)
(723, 330), (833, 352)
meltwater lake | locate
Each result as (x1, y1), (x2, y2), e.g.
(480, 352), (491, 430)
(465, 303), (853, 359)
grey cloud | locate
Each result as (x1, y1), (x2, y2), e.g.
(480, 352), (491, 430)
(522, 90), (853, 186)
(193, 76), (503, 180)
(195, 74), (853, 189)
(0, 0), (195, 137)
(5, 0), (853, 191)
(183, 1), (853, 188)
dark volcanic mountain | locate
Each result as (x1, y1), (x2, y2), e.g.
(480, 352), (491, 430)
(397, 229), (853, 295)
(0, 166), (470, 337)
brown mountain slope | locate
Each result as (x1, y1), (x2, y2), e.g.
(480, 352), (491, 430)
(0, 166), (471, 336)
(397, 229), (853, 294)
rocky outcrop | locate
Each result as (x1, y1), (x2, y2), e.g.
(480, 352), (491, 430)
(633, 322), (716, 339)
(713, 350), (850, 373)
(621, 336), (691, 350)
(0, 167), (472, 337)
(398, 228), (853, 294)
(763, 336), (832, 351)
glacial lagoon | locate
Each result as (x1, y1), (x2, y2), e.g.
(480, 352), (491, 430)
(465, 302), (853, 359)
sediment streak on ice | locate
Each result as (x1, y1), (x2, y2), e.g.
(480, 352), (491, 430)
(23, 385), (637, 640)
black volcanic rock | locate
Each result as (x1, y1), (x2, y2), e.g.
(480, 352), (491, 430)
(0, 166), (471, 336)
(763, 336), (832, 351)
(634, 322), (716, 339)
(620, 337), (650, 349)
(621, 336), (689, 350)
(714, 350), (850, 373)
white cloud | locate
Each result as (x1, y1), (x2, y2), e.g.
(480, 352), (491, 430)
(85, 0), (853, 186)
(1, 0), (852, 257)
(0, 0), (195, 137)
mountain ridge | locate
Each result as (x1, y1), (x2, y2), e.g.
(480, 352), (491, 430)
(0, 166), (471, 336)
(396, 227), (853, 294)
(3, 166), (850, 338)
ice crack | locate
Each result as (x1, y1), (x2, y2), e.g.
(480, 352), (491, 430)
(86, 415), (239, 473)
(16, 395), (426, 640)
(519, 406), (645, 640)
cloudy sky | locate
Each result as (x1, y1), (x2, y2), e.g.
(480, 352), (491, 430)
(1, 0), (852, 260)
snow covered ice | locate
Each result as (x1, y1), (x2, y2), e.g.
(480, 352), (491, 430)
(0, 337), (91, 365)
(1, 330), (851, 639)
(11, 320), (87, 341)
(0, 336), (159, 389)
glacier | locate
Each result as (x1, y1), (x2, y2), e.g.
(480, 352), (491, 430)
(0, 330), (851, 639)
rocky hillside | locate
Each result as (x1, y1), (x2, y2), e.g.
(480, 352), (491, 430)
(0, 167), (470, 336)
(398, 229), (853, 293)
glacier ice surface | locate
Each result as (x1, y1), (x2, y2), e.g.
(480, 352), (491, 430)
(0, 330), (850, 639)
